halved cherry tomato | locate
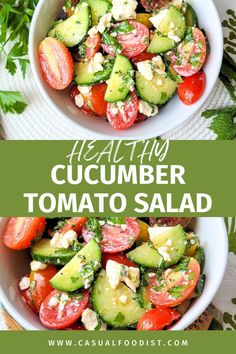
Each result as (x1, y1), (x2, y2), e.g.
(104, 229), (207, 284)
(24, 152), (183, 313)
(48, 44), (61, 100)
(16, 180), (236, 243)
(82, 217), (140, 253)
(155, 218), (192, 228)
(149, 258), (200, 307)
(85, 33), (101, 60)
(39, 37), (74, 90)
(70, 86), (97, 116)
(171, 28), (207, 77)
(91, 83), (108, 117)
(178, 71), (206, 105)
(65, 323), (85, 330)
(135, 113), (148, 124)
(140, 0), (170, 12)
(30, 265), (58, 312)
(131, 52), (156, 66)
(40, 289), (89, 329)
(102, 21), (149, 59)
(107, 91), (139, 130)
(137, 307), (181, 330)
(102, 253), (138, 269)
(21, 287), (38, 314)
(3, 217), (46, 250)
(59, 217), (87, 235)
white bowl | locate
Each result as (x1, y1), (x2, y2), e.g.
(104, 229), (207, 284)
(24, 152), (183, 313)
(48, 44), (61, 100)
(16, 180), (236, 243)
(0, 217), (228, 330)
(29, 0), (223, 139)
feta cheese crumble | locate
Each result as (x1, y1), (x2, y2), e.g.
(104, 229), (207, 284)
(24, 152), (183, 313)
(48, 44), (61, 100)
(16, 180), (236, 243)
(75, 94), (84, 108)
(106, 260), (140, 292)
(88, 13), (112, 36)
(82, 309), (107, 330)
(48, 295), (60, 307)
(112, 0), (138, 21)
(30, 260), (47, 272)
(88, 52), (105, 74)
(137, 56), (166, 81)
(77, 85), (91, 96)
(50, 230), (78, 249)
(139, 100), (158, 117)
(19, 277), (30, 290)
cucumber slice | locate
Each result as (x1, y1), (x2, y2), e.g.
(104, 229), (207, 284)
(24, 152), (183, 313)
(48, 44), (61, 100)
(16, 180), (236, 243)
(74, 56), (114, 85)
(155, 6), (186, 41)
(92, 270), (145, 327)
(193, 247), (205, 272)
(50, 239), (101, 292)
(83, 0), (112, 26)
(167, 65), (183, 84)
(147, 32), (175, 53)
(136, 71), (177, 105)
(127, 243), (163, 268)
(185, 3), (198, 27)
(49, 2), (91, 47)
(150, 225), (187, 267)
(136, 286), (152, 310)
(31, 239), (76, 265)
(105, 55), (133, 103)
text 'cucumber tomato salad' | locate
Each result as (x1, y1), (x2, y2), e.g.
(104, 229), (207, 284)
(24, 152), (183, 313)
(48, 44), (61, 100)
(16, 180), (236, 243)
(39, 0), (207, 130)
(3, 217), (206, 330)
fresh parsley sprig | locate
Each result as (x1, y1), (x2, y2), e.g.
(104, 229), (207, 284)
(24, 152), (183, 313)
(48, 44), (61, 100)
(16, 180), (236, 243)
(0, 90), (27, 114)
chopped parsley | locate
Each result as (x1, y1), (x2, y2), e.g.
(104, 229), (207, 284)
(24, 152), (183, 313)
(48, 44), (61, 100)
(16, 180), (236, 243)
(167, 285), (185, 299)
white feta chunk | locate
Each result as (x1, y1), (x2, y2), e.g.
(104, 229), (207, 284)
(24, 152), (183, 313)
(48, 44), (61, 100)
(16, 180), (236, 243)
(137, 60), (153, 81)
(30, 260), (47, 272)
(112, 0), (138, 21)
(157, 246), (171, 262)
(50, 230), (78, 249)
(19, 277), (30, 291)
(82, 309), (107, 331)
(88, 53), (105, 74)
(139, 100), (158, 117)
(97, 13), (112, 33)
(48, 295), (60, 307)
(57, 293), (69, 319)
(88, 26), (99, 37)
(77, 85), (92, 96)
(75, 94), (84, 108)
(106, 260), (140, 292)
(150, 9), (169, 30)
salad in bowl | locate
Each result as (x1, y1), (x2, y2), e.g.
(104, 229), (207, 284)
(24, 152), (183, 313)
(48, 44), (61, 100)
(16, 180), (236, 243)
(2, 216), (206, 330)
(38, 0), (207, 131)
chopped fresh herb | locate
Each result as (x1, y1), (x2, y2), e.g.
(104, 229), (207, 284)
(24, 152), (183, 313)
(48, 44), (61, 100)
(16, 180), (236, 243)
(78, 43), (87, 59)
(106, 217), (126, 225)
(114, 21), (134, 34)
(68, 291), (83, 300)
(102, 32), (122, 55)
(70, 276), (80, 283)
(167, 285), (185, 298)
(54, 218), (68, 232)
(86, 218), (103, 242)
(114, 312), (125, 323)
(71, 239), (83, 253)
(174, 257), (190, 272)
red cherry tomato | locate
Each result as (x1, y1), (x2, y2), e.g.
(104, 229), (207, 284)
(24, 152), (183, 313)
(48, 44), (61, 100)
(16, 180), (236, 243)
(30, 265), (58, 312)
(131, 52), (156, 66)
(59, 217), (87, 235)
(135, 113), (148, 124)
(21, 287), (38, 314)
(178, 71), (206, 105)
(91, 83), (108, 117)
(3, 217), (46, 250)
(140, 0), (170, 11)
(171, 28), (207, 77)
(137, 307), (181, 330)
(65, 323), (86, 330)
(82, 217), (140, 253)
(149, 258), (200, 307)
(40, 289), (89, 329)
(102, 21), (149, 58)
(107, 91), (139, 130)
(70, 85), (97, 116)
(39, 37), (74, 90)
(102, 253), (138, 269)
(85, 33), (101, 60)
(156, 218), (192, 228)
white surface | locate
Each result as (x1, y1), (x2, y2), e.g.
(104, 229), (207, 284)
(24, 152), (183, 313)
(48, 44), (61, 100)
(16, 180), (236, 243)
(0, 217), (228, 330)
(0, 0), (232, 140)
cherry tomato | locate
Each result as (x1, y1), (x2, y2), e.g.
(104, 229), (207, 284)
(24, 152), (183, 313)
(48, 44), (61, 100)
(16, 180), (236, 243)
(3, 217), (46, 250)
(59, 217), (87, 235)
(149, 258), (200, 307)
(155, 218), (192, 228)
(137, 307), (181, 330)
(131, 52), (156, 66)
(82, 217), (140, 253)
(171, 28), (206, 77)
(135, 113), (148, 124)
(39, 37), (74, 90)
(91, 83), (108, 117)
(178, 71), (206, 105)
(102, 253), (138, 269)
(21, 287), (38, 314)
(140, 0), (171, 11)
(107, 91), (139, 130)
(65, 323), (86, 330)
(85, 33), (101, 60)
(102, 21), (149, 58)
(70, 85), (97, 116)
(30, 265), (58, 312)
(40, 289), (89, 329)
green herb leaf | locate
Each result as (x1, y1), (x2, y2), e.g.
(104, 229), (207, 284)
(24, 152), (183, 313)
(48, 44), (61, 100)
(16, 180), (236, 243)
(102, 32), (122, 55)
(202, 107), (236, 140)
(0, 90), (27, 114)
(167, 285), (185, 299)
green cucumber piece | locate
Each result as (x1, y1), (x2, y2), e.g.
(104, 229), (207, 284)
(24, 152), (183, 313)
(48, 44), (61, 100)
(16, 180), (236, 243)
(105, 55), (133, 103)
(147, 32), (175, 53)
(167, 65), (183, 83)
(50, 239), (101, 292)
(83, 0), (112, 26)
(74, 56), (115, 85)
(136, 286), (152, 310)
(193, 247), (205, 272)
(31, 239), (76, 265)
(127, 243), (163, 268)
(190, 274), (206, 298)
(136, 71), (177, 105)
(92, 270), (145, 327)
(150, 225), (187, 267)
(185, 3), (198, 27)
(155, 6), (186, 41)
(49, 2), (91, 47)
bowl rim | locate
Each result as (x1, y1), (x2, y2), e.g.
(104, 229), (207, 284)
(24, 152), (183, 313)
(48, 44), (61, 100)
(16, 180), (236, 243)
(28, 0), (224, 140)
(0, 217), (229, 330)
